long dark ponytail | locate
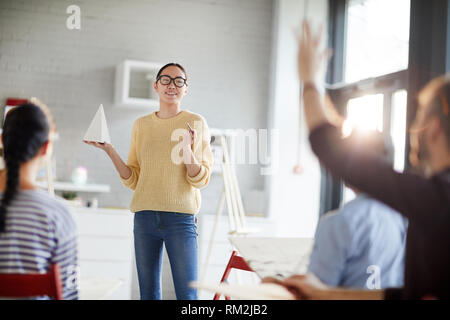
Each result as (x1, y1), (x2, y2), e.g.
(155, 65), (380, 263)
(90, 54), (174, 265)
(0, 103), (50, 233)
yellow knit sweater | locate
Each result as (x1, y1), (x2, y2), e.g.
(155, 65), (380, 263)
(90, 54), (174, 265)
(120, 110), (213, 214)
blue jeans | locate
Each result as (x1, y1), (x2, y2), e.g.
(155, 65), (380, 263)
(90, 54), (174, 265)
(133, 210), (198, 300)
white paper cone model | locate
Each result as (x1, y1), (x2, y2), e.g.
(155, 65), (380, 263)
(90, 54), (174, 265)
(83, 104), (111, 144)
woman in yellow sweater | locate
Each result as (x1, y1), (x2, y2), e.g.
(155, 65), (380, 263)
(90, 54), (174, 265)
(84, 63), (213, 300)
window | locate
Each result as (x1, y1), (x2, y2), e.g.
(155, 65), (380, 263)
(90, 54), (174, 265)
(345, 0), (410, 83)
(343, 94), (384, 135)
(323, 0), (411, 212)
(391, 90), (408, 172)
(342, 94), (384, 203)
(341, 90), (408, 203)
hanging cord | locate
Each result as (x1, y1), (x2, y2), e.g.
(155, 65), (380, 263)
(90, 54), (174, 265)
(293, 0), (309, 175)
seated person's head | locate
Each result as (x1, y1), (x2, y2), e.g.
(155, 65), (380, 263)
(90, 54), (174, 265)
(411, 75), (450, 175)
(2, 99), (55, 170)
(0, 100), (55, 232)
(344, 129), (394, 193)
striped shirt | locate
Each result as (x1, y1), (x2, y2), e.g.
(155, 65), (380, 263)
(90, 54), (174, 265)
(0, 190), (78, 300)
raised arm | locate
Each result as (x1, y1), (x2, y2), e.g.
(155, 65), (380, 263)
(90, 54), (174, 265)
(296, 21), (330, 131)
(297, 21), (448, 225)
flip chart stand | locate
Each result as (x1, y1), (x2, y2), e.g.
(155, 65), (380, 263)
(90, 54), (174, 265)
(200, 131), (258, 285)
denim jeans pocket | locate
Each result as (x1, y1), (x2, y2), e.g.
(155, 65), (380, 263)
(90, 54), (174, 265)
(161, 212), (196, 236)
(174, 213), (197, 236)
(172, 212), (190, 217)
(133, 210), (160, 234)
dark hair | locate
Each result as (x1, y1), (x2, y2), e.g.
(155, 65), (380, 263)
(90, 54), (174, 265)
(433, 84), (450, 149)
(156, 63), (188, 80)
(0, 103), (50, 233)
(347, 129), (395, 167)
(420, 76), (450, 149)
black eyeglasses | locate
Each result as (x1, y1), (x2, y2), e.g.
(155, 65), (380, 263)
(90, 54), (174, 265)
(157, 75), (187, 88)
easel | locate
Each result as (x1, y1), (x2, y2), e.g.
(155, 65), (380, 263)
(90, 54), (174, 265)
(293, 0), (309, 175)
(201, 0), (312, 292)
(200, 130), (258, 284)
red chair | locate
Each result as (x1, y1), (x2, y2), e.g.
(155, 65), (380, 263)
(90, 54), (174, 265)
(213, 250), (253, 300)
(0, 264), (63, 300)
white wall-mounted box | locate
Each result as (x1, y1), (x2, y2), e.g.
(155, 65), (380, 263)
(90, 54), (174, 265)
(114, 60), (163, 108)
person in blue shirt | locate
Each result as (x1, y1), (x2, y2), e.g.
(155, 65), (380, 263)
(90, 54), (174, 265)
(307, 130), (408, 289)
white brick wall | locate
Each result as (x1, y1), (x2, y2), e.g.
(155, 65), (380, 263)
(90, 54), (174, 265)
(0, 0), (273, 215)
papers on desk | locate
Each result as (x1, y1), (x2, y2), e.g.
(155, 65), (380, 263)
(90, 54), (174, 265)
(190, 281), (295, 300)
(192, 237), (313, 300)
(229, 237), (314, 279)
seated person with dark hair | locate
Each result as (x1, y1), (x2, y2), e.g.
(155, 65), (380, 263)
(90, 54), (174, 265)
(0, 101), (78, 300)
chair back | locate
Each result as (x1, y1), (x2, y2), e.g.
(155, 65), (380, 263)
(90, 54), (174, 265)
(0, 264), (63, 300)
(213, 251), (253, 300)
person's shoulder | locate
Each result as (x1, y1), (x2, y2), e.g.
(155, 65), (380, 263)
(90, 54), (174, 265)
(38, 191), (72, 215)
(135, 113), (153, 125)
(16, 190), (72, 218)
(354, 194), (401, 216)
(49, 196), (76, 230)
(363, 196), (407, 226)
(320, 197), (369, 228)
(316, 209), (353, 242)
(341, 195), (405, 230)
(183, 110), (207, 123)
(319, 209), (340, 222)
(130, 114), (154, 134)
(317, 209), (343, 229)
(339, 195), (374, 215)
